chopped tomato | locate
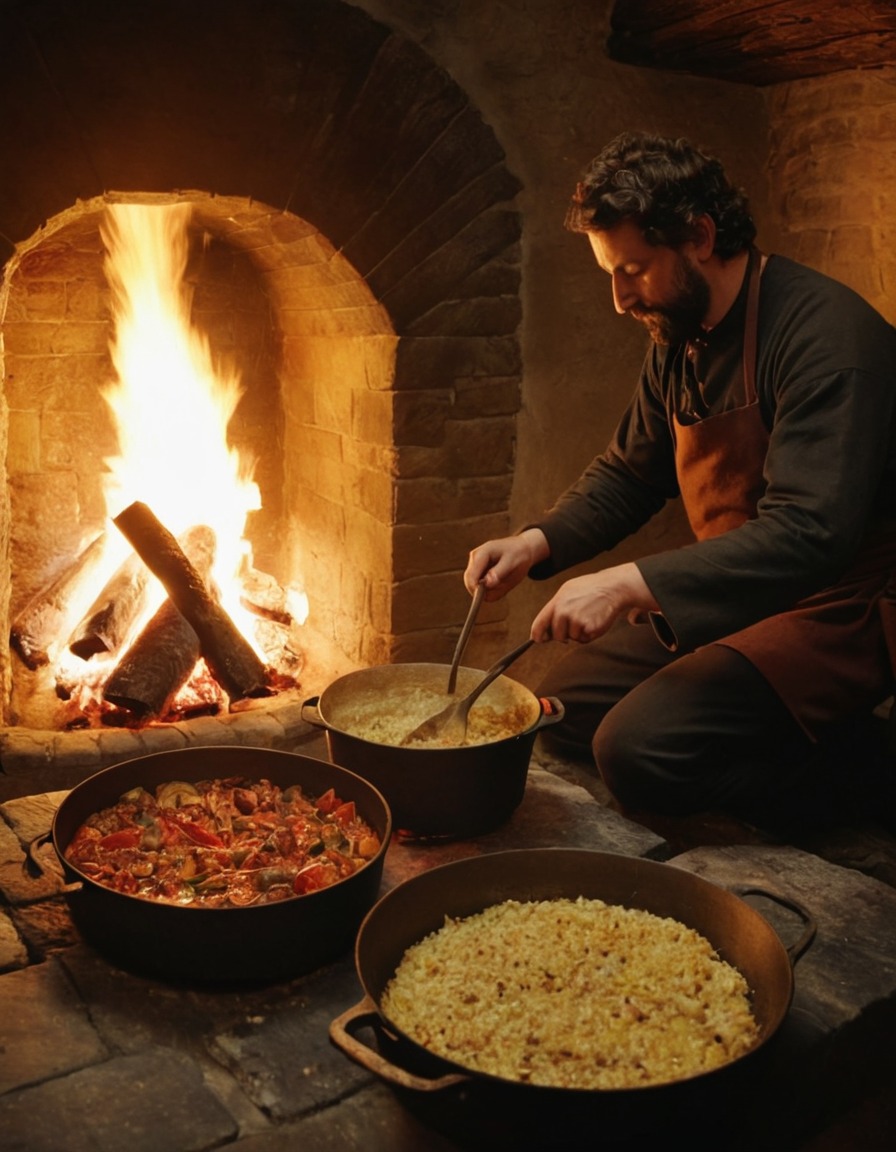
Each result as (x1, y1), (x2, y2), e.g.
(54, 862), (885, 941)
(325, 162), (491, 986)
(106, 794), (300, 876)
(293, 862), (336, 894)
(332, 800), (356, 827)
(178, 822), (225, 848)
(98, 828), (142, 851)
(315, 788), (338, 814)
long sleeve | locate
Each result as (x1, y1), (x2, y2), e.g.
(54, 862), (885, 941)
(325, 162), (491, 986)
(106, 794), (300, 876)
(529, 256), (896, 651)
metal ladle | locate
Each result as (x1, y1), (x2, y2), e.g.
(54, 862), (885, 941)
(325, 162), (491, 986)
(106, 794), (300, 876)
(446, 582), (485, 695)
(401, 637), (535, 747)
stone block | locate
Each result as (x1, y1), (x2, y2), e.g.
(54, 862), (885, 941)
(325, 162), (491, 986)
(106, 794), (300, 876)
(0, 960), (108, 1095)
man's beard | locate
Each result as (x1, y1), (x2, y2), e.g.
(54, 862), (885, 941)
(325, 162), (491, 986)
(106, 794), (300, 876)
(630, 256), (710, 346)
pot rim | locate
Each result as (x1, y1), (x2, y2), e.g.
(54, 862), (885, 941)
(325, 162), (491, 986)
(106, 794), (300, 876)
(306, 662), (561, 748)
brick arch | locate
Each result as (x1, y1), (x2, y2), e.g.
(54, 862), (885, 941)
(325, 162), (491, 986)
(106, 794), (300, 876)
(0, 0), (522, 684)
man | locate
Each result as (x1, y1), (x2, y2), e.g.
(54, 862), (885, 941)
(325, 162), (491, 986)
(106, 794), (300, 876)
(465, 132), (896, 830)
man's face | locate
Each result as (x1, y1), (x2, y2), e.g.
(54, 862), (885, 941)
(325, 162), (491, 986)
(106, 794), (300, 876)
(588, 220), (710, 346)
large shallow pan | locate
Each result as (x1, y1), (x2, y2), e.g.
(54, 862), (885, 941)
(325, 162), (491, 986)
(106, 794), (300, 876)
(331, 848), (815, 1149)
(49, 745), (392, 985)
(302, 662), (564, 838)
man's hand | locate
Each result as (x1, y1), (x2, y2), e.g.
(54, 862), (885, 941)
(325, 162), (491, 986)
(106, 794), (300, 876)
(464, 528), (550, 600)
(531, 562), (659, 643)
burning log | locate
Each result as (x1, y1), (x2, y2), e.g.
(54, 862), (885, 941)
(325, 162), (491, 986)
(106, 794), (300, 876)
(10, 534), (107, 669)
(67, 553), (150, 660)
(67, 522), (219, 662)
(100, 525), (221, 720)
(113, 501), (270, 703)
(102, 599), (203, 719)
(240, 566), (296, 626)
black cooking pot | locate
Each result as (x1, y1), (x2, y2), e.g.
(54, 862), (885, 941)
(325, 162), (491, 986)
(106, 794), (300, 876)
(49, 745), (392, 985)
(330, 848), (815, 1150)
(302, 663), (564, 838)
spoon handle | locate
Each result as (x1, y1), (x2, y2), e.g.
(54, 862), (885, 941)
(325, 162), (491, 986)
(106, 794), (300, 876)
(447, 583), (485, 695)
(461, 637), (535, 710)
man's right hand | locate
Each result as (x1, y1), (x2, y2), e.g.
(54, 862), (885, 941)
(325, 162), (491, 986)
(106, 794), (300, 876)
(464, 528), (550, 600)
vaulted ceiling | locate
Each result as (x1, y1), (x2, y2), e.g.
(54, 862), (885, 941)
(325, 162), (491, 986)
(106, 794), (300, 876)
(607, 1), (896, 86)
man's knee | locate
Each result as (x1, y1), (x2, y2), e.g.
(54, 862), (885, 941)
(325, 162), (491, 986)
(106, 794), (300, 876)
(593, 701), (694, 815)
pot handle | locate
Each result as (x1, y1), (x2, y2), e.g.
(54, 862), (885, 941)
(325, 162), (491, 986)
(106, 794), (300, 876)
(27, 832), (83, 896)
(534, 696), (565, 730)
(330, 999), (469, 1094)
(301, 696), (328, 730)
(734, 885), (817, 966)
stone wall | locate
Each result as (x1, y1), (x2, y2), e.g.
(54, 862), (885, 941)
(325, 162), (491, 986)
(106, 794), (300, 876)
(765, 67), (896, 323)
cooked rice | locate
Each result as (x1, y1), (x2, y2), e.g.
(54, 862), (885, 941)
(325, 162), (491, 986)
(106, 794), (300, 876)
(380, 896), (760, 1090)
(333, 684), (534, 747)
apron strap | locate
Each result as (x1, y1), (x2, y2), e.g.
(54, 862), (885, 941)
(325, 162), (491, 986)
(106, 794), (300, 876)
(742, 246), (762, 405)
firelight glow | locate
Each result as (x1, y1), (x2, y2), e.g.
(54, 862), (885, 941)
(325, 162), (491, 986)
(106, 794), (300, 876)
(51, 200), (310, 716)
(100, 201), (261, 628)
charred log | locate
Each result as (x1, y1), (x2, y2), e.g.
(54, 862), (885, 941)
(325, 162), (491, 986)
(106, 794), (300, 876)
(102, 599), (202, 720)
(113, 502), (270, 703)
(10, 534), (106, 669)
(239, 566), (295, 626)
(67, 553), (150, 660)
(68, 524), (217, 661)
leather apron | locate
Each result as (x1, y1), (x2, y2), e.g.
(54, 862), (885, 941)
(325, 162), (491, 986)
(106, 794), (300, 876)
(673, 248), (896, 737)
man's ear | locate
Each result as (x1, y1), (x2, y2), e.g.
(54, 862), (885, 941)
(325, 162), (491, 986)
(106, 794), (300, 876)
(691, 214), (717, 262)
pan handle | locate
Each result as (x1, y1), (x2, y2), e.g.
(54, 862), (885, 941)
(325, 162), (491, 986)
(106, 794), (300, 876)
(734, 885), (817, 966)
(27, 832), (83, 895)
(330, 999), (469, 1094)
(301, 697), (329, 730)
(533, 696), (565, 731)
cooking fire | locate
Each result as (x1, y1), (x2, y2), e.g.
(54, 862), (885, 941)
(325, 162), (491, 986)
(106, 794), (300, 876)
(8, 203), (308, 729)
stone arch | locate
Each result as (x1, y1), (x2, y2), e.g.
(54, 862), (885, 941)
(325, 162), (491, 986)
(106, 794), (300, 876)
(0, 0), (522, 711)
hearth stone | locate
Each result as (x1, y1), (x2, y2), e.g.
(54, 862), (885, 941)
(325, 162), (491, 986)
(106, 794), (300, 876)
(0, 691), (314, 803)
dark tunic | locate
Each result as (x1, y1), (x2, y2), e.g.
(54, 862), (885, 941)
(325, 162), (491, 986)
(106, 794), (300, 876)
(530, 254), (896, 735)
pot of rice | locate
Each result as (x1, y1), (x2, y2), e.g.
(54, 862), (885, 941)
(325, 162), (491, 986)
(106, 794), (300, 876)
(330, 848), (815, 1148)
(301, 663), (564, 838)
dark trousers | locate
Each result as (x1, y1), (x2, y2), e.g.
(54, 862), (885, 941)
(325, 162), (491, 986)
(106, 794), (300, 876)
(536, 618), (882, 830)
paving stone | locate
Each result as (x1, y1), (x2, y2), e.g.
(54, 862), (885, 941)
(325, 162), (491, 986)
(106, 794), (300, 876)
(10, 896), (82, 959)
(0, 791), (67, 846)
(0, 816), (24, 866)
(208, 958), (371, 1121)
(0, 1048), (238, 1152)
(223, 1082), (458, 1151)
(0, 908), (28, 972)
(0, 959), (107, 1094)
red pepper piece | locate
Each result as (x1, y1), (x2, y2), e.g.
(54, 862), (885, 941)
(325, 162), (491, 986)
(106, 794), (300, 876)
(331, 800), (356, 827)
(98, 828), (142, 851)
(179, 822), (225, 848)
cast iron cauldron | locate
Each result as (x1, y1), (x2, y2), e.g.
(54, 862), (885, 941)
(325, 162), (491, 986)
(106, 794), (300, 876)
(330, 848), (815, 1150)
(301, 663), (564, 838)
(49, 746), (392, 985)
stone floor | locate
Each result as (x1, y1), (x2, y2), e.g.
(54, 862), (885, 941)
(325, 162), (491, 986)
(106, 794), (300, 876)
(1, 728), (896, 1150)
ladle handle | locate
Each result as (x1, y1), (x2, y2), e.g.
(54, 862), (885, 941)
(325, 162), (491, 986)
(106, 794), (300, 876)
(447, 583), (485, 695)
(463, 637), (535, 710)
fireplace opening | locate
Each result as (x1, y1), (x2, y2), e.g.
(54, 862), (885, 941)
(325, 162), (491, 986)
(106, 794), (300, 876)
(0, 0), (524, 786)
(3, 191), (398, 734)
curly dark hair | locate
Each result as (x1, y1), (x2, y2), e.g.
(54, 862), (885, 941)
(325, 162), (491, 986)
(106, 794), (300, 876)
(566, 132), (756, 259)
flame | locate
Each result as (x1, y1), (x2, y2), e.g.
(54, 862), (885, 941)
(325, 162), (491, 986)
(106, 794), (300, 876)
(50, 201), (309, 719)
(100, 202), (260, 624)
